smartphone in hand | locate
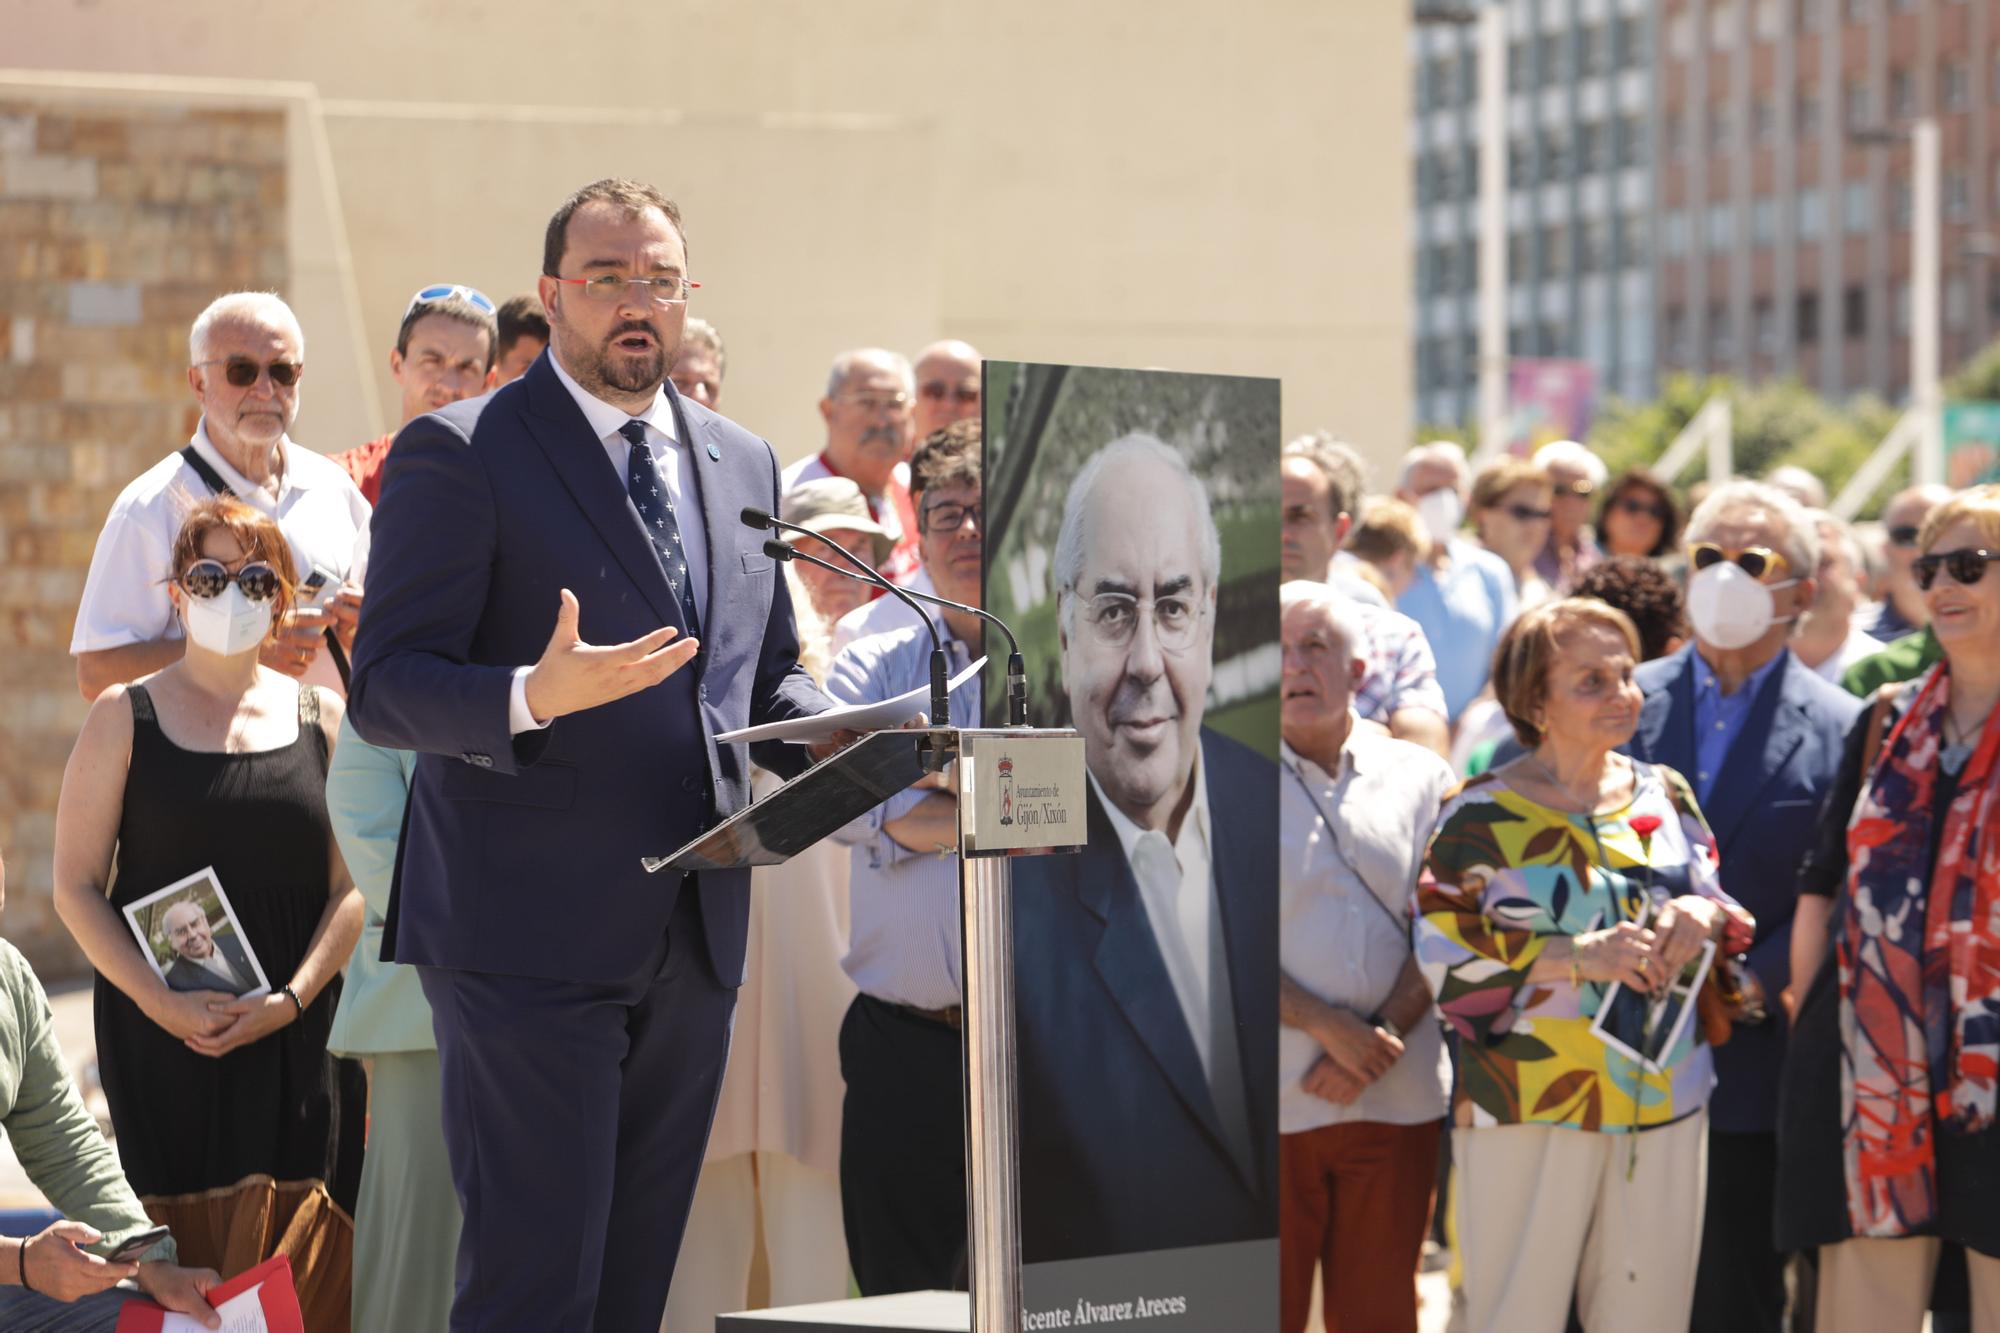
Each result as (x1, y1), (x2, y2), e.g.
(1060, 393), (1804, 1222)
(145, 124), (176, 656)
(106, 1224), (171, 1263)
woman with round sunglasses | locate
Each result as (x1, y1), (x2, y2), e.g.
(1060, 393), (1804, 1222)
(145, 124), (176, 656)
(52, 498), (364, 1312)
(1596, 469), (1684, 563)
(1777, 484), (2000, 1330)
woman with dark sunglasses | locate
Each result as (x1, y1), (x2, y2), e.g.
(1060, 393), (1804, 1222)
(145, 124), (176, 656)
(1470, 455), (1558, 608)
(1596, 469), (1684, 562)
(1778, 484), (2000, 1330)
(50, 498), (364, 1325)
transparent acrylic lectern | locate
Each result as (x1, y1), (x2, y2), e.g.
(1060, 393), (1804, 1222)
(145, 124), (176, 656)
(651, 725), (1087, 1333)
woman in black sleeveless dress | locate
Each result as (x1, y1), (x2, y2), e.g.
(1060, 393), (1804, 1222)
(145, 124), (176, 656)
(51, 499), (364, 1257)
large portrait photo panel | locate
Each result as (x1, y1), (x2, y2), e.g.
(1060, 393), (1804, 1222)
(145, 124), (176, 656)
(983, 362), (1281, 1330)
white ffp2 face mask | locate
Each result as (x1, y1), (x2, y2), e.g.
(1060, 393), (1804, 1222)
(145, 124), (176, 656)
(1686, 561), (1797, 650)
(182, 584), (273, 658)
(1415, 487), (1465, 547)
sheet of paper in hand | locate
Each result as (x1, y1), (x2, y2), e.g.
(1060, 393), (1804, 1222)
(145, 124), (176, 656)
(115, 1254), (305, 1333)
(1589, 939), (1715, 1074)
(119, 866), (271, 1000)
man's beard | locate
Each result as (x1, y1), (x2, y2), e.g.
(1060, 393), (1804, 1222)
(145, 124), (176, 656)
(559, 321), (674, 398)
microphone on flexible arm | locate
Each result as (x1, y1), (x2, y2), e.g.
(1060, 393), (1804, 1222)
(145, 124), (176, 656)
(742, 507), (951, 767)
(742, 506), (1030, 727)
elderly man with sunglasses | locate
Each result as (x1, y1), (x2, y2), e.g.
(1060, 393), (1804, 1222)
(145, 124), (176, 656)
(73, 291), (370, 701)
(1620, 479), (1863, 1333)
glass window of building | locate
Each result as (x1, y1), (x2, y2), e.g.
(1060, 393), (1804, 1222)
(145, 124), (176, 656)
(1890, 68), (1915, 120)
(1753, 197), (1778, 245)
(1666, 306), (1689, 363)
(1621, 212), (1650, 267)
(1843, 285), (1867, 338)
(1946, 276), (1970, 333)
(1753, 95), (1777, 144)
(1843, 180), (1873, 233)
(1669, 10), (1695, 59)
(1799, 0), (1823, 31)
(1710, 303), (1734, 359)
(1845, 79), (1871, 129)
(1711, 105), (1734, 150)
(1618, 115), (1647, 168)
(1663, 209), (1690, 256)
(1755, 299), (1779, 354)
(1943, 61), (1969, 112)
(1891, 177), (1912, 230)
(1947, 170), (1970, 223)
(1798, 291), (1821, 343)
(1706, 202), (1735, 249)
(1798, 187), (1826, 240)
(1893, 280), (1911, 338)
(1710, 1), (1737, 49)
(1798, 89), (1821, 138)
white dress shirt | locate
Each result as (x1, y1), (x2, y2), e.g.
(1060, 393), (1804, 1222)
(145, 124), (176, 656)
(1089, 758), (1220, 1077)
(829, 567), (938, 657)
(1280, 731), (1453, 1133)
(71, 421), (370, 695)
(509, 354), (710, 733)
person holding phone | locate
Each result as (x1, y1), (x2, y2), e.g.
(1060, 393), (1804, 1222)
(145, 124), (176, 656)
(1412, 597), (1752, 1333)
(0, 852), (223, 1331)
(70, 291), (369, 702)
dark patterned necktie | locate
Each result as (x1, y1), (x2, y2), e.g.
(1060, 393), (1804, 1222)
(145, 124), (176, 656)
(620, 419), (699, 637)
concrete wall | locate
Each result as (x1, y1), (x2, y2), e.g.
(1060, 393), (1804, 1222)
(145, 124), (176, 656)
(0, 98), (292, 974)
(0, 2), (1411, 975)
(2, 0), (1412, 465)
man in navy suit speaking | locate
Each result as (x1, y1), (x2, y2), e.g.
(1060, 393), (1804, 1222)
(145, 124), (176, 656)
(1012, 435), (1279, 1265)
(348, 179), (834, 1331)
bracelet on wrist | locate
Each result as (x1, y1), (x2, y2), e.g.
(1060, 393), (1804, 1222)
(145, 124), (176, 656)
(280, 984), (305, 1018)
(17, 1236), (32, 1294)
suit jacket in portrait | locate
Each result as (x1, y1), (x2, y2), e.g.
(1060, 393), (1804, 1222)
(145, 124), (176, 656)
(163, 931), (256, 996)
(1623, 645), (1862, 1134)
(347, 354), (830, 987)
(1010, 727), (1279, 1263)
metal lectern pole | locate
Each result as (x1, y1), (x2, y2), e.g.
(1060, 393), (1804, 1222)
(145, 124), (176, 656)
(960, 852), (1022, 1333)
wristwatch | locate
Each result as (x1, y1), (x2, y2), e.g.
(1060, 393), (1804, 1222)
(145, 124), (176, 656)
(1369, 1012), (1404, 1040)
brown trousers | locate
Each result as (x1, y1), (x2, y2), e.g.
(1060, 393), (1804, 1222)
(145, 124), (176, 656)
(1280, 1117), (1443, 1333)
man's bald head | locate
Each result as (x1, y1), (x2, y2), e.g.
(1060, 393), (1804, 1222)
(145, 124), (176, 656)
(912, 339), (982, 439)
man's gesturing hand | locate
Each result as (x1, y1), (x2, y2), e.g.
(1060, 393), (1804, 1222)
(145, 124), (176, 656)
(523, 589), (699, 723)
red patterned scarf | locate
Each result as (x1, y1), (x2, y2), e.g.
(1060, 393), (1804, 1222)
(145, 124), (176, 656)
(1838, 663), (2000, 1237)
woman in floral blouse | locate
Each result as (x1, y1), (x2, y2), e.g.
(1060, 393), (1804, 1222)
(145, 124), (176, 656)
(1414, 597), (1752, 1333)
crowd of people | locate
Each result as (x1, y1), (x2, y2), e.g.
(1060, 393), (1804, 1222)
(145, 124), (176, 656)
(1280, 436), (2000, 1333)
(0, 170), (1993, 1333)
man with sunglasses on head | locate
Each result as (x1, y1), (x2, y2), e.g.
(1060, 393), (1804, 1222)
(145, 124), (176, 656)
(1621, 480), (1862, 1333)
(318, 283), (497, 1331)
(348, 178), (836, 1333)
(331, 285), (499, 505)
(72, 291), (370, 702)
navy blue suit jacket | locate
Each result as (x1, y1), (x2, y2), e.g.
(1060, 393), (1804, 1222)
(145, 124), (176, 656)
(347, 354), (830, 987)
(1010, 729), (1278, 1263)
(1623, 645), (1861, 1134)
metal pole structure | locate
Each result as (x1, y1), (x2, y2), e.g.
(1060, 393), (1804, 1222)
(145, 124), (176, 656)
(1912, 117), (1944, 486)
(1475, 2), (1510, 461)
(1651, 396), (1733, 486)
(960, 854), (1022, 1333)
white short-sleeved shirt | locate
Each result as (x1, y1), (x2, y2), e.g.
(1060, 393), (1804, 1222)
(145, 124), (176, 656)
(1280, 732), (1453, 1133)
(70, 420), (371, 694)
